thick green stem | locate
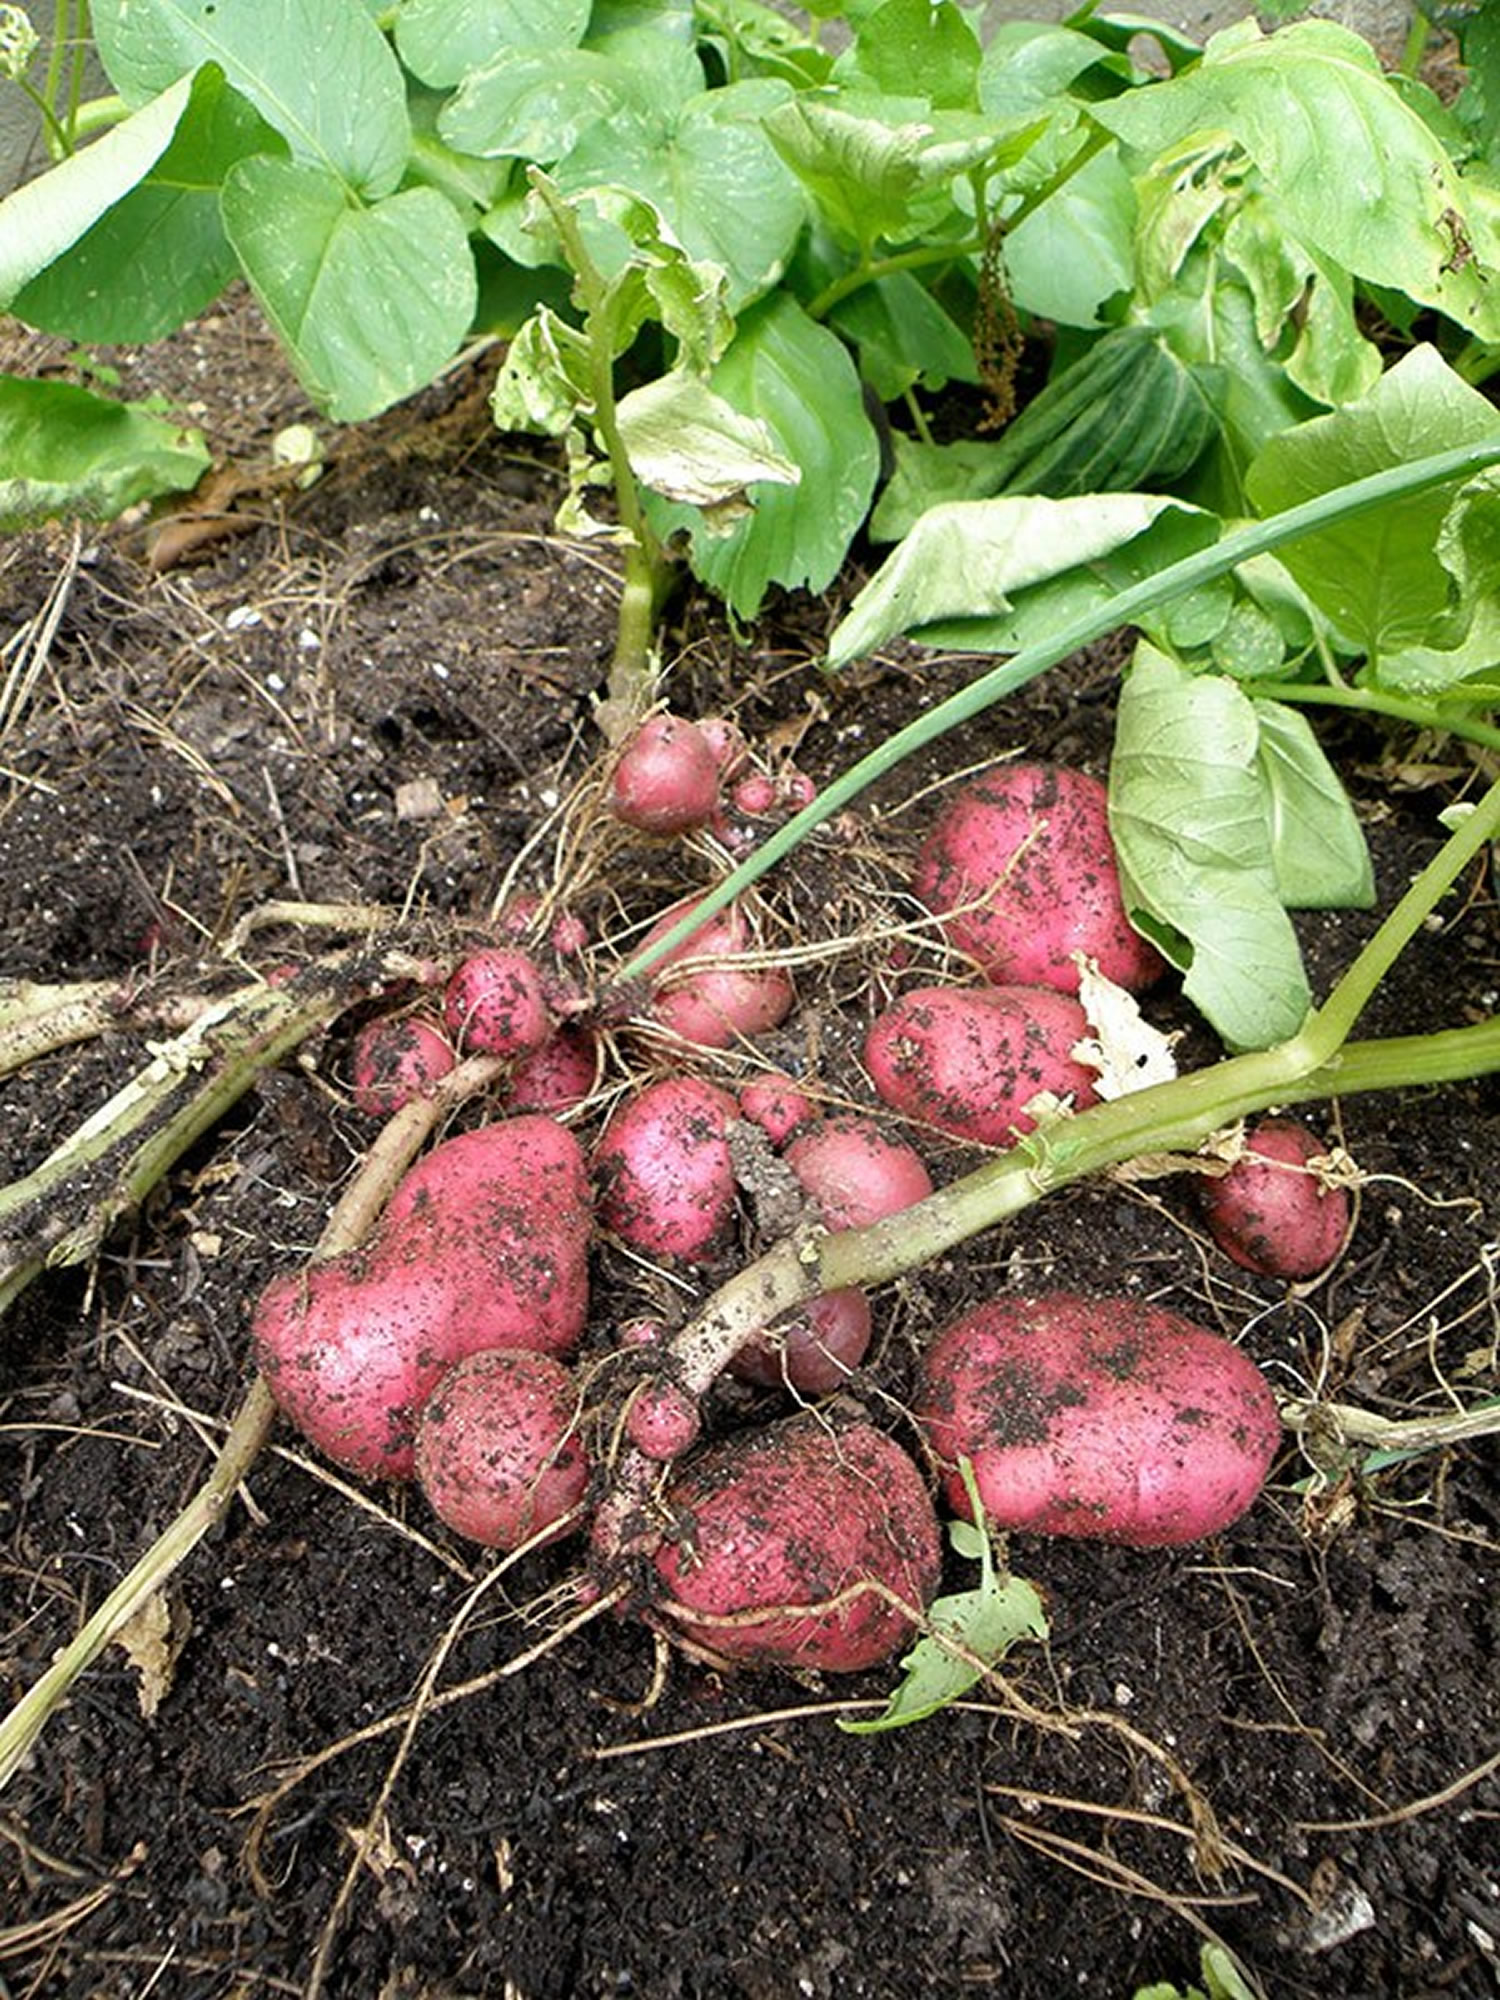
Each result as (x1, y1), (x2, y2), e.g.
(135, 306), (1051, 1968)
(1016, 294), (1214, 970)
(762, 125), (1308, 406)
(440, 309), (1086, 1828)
(1238, 678), (1500, 755)
(619, 440), (1500, 985)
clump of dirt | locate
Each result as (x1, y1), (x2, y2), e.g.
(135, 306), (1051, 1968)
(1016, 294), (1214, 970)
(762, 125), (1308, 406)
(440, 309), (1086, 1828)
(1, 302), (1497, 2000)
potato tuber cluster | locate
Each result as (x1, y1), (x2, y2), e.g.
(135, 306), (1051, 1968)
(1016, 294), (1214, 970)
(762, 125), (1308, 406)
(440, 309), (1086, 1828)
(253, 737), (1318, 1675)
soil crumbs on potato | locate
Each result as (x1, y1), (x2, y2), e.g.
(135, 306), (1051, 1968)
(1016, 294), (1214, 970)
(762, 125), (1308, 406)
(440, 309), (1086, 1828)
(2, 300), (1498, 2000)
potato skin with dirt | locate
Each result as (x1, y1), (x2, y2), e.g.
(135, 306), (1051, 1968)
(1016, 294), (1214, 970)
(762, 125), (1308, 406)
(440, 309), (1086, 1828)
(415, 1349), (590, 1550)
(864, 984), (1097, 1146)
(913, 761), (1162, 993)
(1200, 1117), (1348, 1279)
(592, 1074), (739, 1261)
(653, 1417), (941, 1672)
(253, 1116), (592, 1481)
(914, 1294), (1280, 1547)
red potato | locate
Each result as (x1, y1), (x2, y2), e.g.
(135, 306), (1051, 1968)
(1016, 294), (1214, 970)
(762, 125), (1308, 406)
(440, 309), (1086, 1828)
(505, 1024), (598, 1114)
(914, 761), (1162, 994)
(737, 1075), (815, 1146)
(609, 713), (722, 834)
(444, 946), (552, 1058)
(625, 1378), (703, 1461)
(349, 1014), (455, 1117)
(253, 1115), (591, 1481)
(652, 1417), (941, 1672)
(730, 1287), (873, 1394)
(914, 1293), (1281, 1547)
(696, 715), (748, 778)
(864, 984), (1097, 1146)
(1201, 1117), (1349, 1279)
(643, 895), (794, 1050)
(593, 1074), (739, 1261)
(415, 1349), (590, 1550)
(784, 1115), (933, 1230)
(731, 773), (778, 817)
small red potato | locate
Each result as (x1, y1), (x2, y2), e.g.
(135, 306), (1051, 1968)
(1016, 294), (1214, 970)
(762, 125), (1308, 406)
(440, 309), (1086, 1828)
(737, 1075), (815, 1146)
(415, 1348), (590, 1550)
(652, 1417), (941, 1672)
(1201, 1117), (1349, 1279)
(914, 761), (1162, 993)
(349, 1014), (455, 1116)
(625, 1378), (703, 1461)
(730, 1287), (873, 1394)
(593, 1074), (739, 1261)
(254, 1115), (591, 1481)
(914, 1293), (1281, 1547)
(504, 1024), (598, 1114)
(784, 1115), (933, 1230)
(609, 713), (722, 834)
(643, 895), (794, 1050)
(444, 946), (552, 1058)
(864, 984), (1097, 1146)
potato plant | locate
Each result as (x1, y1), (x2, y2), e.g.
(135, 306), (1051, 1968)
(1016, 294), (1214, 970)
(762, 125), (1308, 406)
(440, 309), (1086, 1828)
(2, 38), (1500, 1998)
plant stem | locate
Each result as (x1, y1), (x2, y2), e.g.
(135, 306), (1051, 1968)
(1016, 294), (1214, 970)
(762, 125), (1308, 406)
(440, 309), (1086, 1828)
(529, 171), (671, 735)
(1238, 678), (1500, 755)
(619, 439), (1500, 985)
(0, 972), (356, 1315)
(807, 236), (986, 323)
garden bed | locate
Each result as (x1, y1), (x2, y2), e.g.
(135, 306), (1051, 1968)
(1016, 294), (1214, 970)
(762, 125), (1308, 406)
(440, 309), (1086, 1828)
(1, 291), (1497, 1999)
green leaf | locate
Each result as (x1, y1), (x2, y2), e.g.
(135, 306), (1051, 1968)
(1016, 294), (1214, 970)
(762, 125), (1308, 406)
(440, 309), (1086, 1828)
(1251, 700), (1375, 908)
(555, 81), (807, 309)
(489, 305), (595, 434)
(762, 93), (997, 250)
(645, 294), (880, 620)
(829, 270), (979, 401)
(0, 74), (194, 306)
(1093, 17), (1500, 342)
(1220, 198), (1382, 408)
(615, 368), (799, 511)
(562, 182), (735, 370)
(439, 47), (644, 164)
(11, 67), (285, 343)
(978, 21), (1134, 117)
(1002, 142), (1137, 328)
(91, 0), (409, 197)
(841, 1465), (1047, 1734)
(220, 159), (477, 421)
(395, 0), (590, 89)
(923, 503), (1221, 657)
(827, 493), (1210, 668)
(1244, 345), (1500, 672)
(1110, 644), (1313, 1050)
(0, 373), (210, 531)
(835, 0), (982, 111)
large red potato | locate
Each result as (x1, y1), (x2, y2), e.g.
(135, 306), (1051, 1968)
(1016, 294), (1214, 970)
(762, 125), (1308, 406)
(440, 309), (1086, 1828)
(652, 1418), (941, 1672)
(864, 984), (1097, 1146)
(914, 1293), (1281, 1547)
(914, 762), (1162, 993)
(253, 1116), (591, 1481)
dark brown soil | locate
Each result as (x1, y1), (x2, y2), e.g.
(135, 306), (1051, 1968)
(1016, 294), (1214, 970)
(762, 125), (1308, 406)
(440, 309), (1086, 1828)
(1, 300), (1496, 2000)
